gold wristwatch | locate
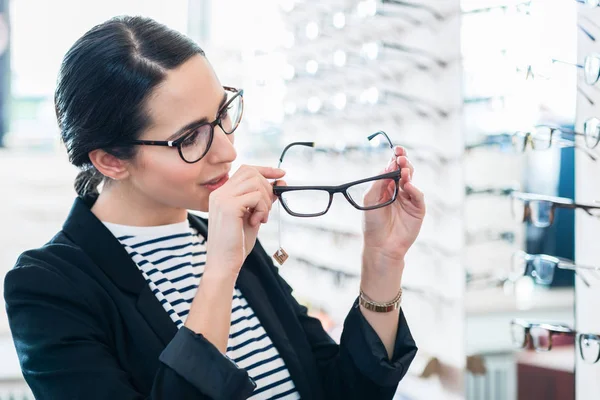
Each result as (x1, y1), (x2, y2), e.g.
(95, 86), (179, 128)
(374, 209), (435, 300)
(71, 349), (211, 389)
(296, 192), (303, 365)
(359, 288), (402, 313)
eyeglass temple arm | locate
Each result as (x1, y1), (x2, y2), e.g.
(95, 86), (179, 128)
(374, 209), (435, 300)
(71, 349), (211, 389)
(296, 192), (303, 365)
(278, 142), (315, 168)
(381, 0), (445, 20)
(385, 91), (449, 118)
(555, 140), (598, 161)
(579, 24), (596, 42)
(557, 261), (593, 287)
(578, 85), (595, 106)
(382, 42), (447, 67)
(552, 58), (584, 69)
(368, 130), (394, 149)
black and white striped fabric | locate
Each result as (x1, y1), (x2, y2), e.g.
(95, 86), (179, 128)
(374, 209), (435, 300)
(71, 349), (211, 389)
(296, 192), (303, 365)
(103, 220), (300, 400)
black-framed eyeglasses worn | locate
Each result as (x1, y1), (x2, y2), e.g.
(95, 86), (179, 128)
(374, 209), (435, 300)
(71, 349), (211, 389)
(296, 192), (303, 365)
(511, 251), (599, 287)
(124, 86), (244, 163)
(273, 131), (401, 217)
(511, 192), (600, 228)
(511, 319), (575, 352)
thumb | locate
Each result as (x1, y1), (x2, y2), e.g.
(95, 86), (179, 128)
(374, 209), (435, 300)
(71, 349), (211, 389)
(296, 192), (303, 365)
(271, 179), (287, 203)
(367, 158), (397, 197)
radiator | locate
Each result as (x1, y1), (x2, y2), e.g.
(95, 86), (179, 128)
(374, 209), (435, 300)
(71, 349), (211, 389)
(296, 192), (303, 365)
(466, 352), (516, 400)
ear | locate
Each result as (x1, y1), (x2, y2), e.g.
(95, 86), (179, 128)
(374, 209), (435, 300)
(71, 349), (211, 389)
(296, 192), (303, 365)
(89, 149), (130, 181)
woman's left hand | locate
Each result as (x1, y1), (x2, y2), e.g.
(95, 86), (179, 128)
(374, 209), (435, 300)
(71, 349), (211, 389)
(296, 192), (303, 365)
(362, 146), (426, 263)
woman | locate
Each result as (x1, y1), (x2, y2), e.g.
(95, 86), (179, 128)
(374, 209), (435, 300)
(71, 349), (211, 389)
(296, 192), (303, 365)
(4, 16), (425, 400)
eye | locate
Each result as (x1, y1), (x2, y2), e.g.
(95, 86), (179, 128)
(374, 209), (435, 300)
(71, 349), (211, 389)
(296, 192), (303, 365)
(181, 130), (200, 147)
(219, 105), (232, 120)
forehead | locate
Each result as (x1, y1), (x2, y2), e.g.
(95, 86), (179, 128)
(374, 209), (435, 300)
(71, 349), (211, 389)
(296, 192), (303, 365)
(144, 54), (223, 138)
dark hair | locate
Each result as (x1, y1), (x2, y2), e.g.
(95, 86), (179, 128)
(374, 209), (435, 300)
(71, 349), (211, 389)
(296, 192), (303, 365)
(55, 16), (205, 196)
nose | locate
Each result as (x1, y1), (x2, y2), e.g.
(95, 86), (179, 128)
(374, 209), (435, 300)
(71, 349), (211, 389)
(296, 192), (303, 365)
(205, 125), (237, 164)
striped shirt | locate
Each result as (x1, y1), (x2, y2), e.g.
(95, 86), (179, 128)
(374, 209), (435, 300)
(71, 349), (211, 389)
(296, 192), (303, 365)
(103, 219), (300, 400)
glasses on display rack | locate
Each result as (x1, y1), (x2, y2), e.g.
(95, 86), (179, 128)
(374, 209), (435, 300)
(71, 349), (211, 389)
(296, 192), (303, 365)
(125, 86), (244, 163)
(380, 0), (446, 21)
(552, 55), (600, 86)
(583, 117), (600, 149)
(271, 131), (400, 264)
(465, 229), (515, 246)
(511, 319), (575, 352)
(579, 334), (600, 364)
(511, 192), (600, 228)
(511, 126), (597, 161)
(465, 133), (514, 152)
(511, 251), (600, 287)
(576, 0), (600, 8)
(462, 1), (531, 15)
(465, 184), (519, 197)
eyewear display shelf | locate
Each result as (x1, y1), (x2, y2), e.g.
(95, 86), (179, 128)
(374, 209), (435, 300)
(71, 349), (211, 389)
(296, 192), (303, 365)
(575, 4), (600, 400)
(256, 1), (466, 399)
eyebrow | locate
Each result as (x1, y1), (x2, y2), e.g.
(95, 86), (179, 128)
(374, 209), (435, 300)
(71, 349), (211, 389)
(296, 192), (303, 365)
(166, 91), (229, 141)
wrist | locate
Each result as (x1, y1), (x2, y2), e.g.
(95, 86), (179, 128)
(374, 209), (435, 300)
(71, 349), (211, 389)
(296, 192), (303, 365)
(361, 250), (404, 303)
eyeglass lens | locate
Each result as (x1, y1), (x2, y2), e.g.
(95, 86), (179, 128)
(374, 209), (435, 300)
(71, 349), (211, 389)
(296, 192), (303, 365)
(584, 117), (600, 149)
(584, 55), (600, 85)
(579, 334), (600, 364)
(179, 92), (243, 162)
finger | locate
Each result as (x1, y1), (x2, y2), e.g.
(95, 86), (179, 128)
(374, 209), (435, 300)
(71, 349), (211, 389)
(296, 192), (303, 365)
(246, 165), (287, 180)
(404, 181), (426, 207)
(271, 180), (288, 204)
(237, 191), (270, 226)
(394, 146), (406, 157)
(396, 156), (414, 178)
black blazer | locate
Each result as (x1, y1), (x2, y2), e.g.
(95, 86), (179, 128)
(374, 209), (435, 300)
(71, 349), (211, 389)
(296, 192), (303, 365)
(4, 195), (417, 400)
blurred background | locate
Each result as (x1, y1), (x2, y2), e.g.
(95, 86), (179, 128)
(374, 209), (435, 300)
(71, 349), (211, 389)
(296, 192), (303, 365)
(1, 0), (599, 399)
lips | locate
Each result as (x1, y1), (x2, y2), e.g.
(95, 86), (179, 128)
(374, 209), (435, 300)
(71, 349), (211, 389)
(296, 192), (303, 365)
(201, 173), (229, 190)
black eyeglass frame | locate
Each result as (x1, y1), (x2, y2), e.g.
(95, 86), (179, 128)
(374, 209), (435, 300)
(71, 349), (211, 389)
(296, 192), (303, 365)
(273, 131), (401, 217)
(124, 86), (244, 163)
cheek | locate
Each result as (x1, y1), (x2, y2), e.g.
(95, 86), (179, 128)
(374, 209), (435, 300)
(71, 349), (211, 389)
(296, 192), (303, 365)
(134, 149), (202, 190)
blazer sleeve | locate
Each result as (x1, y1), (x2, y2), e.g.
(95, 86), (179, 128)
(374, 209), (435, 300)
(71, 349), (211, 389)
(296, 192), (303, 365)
(4, 263), (257, 400)
(264, 252), (418, 399)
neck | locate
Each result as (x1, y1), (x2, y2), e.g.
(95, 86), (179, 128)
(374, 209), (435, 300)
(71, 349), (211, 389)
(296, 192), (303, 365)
(91, 183), (188, 227)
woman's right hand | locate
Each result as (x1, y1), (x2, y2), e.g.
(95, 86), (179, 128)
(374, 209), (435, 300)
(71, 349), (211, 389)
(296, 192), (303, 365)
(206, 165), (286, 276)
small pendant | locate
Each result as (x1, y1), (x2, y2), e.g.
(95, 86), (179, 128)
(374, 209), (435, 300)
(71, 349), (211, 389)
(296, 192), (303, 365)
(273, 248), (289, 265)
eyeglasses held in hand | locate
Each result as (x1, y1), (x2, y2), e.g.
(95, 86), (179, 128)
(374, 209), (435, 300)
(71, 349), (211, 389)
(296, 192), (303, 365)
(511, 251), (599, 287)
(273, 131), (400, 217)
(271, 131), (400, 265)
(125, 86), (243, 163)
(511, 192), (600, 228)
(511, 126), (597, 161)
(511, 319), (575, 352)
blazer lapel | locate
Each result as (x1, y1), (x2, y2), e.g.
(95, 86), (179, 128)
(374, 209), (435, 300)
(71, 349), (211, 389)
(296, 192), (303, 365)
(62, 195), (177, 346)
